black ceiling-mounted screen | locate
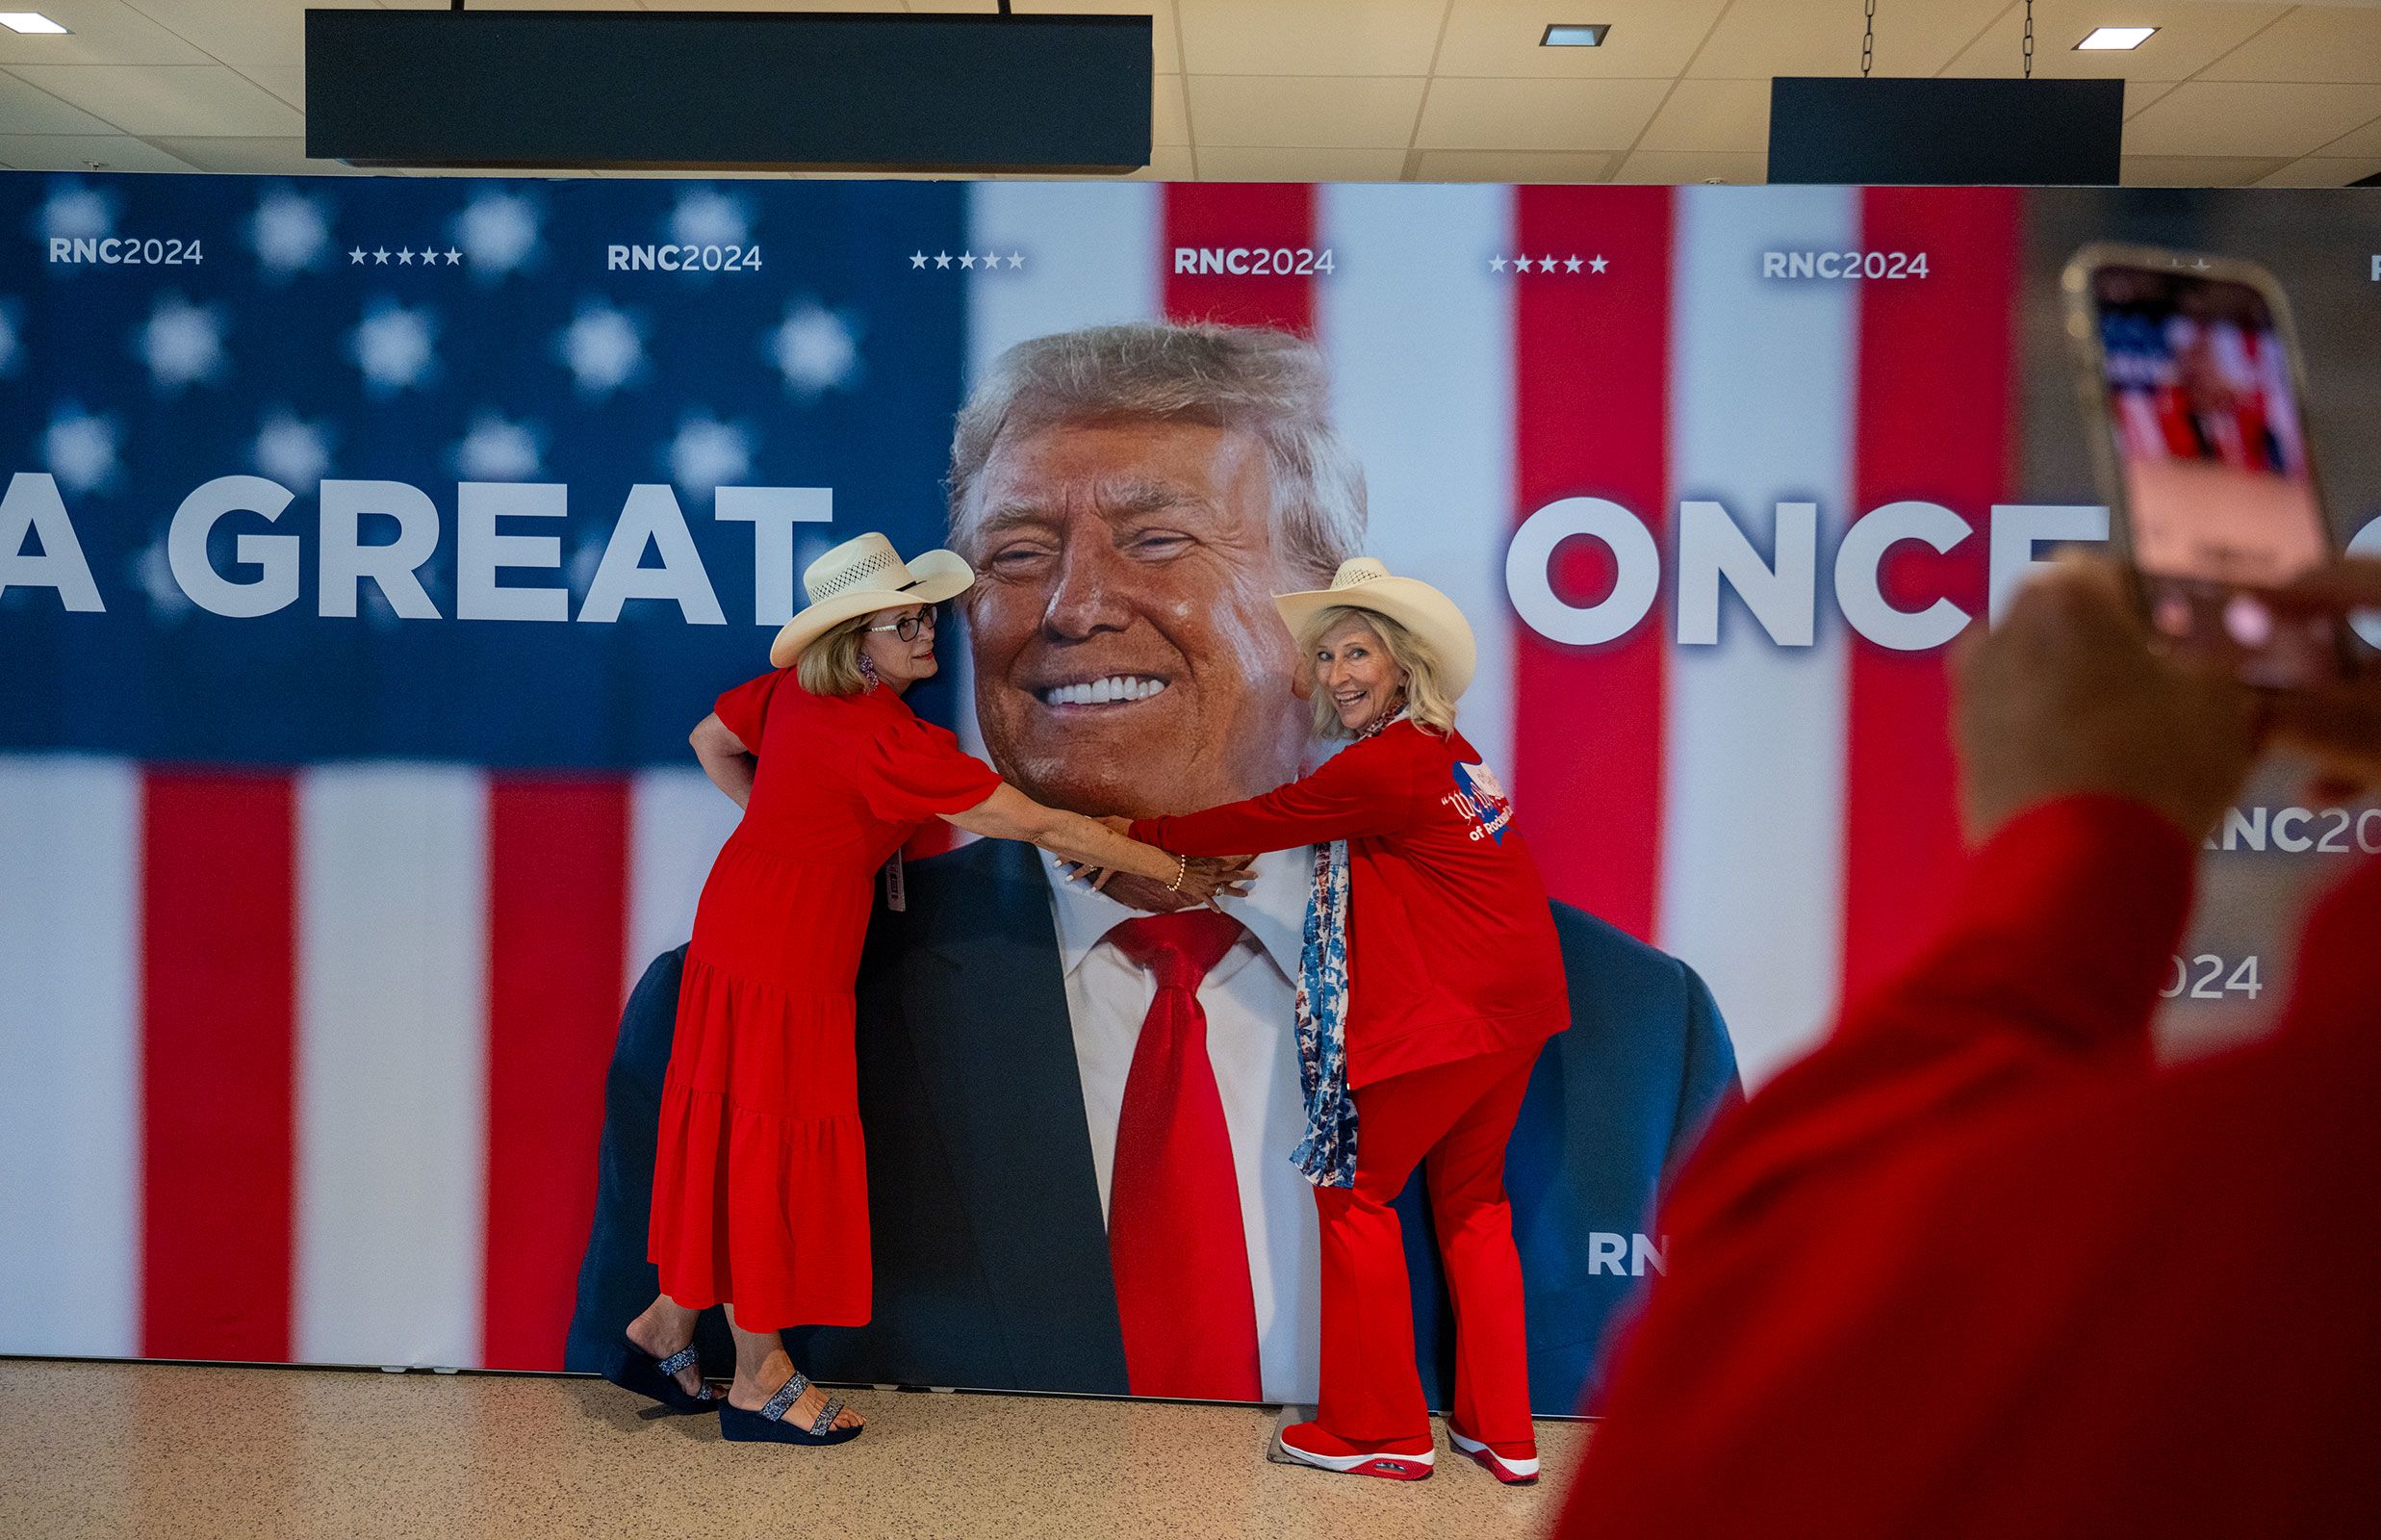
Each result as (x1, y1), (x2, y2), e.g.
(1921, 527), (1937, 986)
(1767, 77), (2125, 187)
(304, 9), (1154, 173)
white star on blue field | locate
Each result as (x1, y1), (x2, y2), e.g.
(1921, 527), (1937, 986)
(137, 295), (227, 391)
(452, 191), (541, 275)
(452, 412), (545, 482)
(559, 301), (647, 396)
(667, 415), (753, 494)
(351, 301), (438, 395)
(252, 411), (333, 493)
(43, 405), (118, 495)
(766, 302), (860, 398)
(251, 190), (331, 276)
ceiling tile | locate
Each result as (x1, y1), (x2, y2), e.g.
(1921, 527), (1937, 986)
(1942, 2), (2291, 84)
(6, 64), (302, 136)
(1611, 147), (1766, 185)
(1140, 143), (1198, 179)
(1177, 0), (1443, 77)
(1635, 77), (1766, 153)
(1155, 71), (1190, 145)
(0, 66), (114, 134)
(1187, 74), (1426, 148)
(1194, 144), (1408, 180)
(142, 135), (369, 175)
(1413, 147), (1613, 182)
(1415, 75), (1671, 151)
(0, 131), (194, 172)
(1435, 0), (1727, 80)
(2202, 7), (2381, 85)
(1687, 0), (1985, 80)
(2125, 82), (2381, 159)
(2119, 154), (2291, 187)
(0, 0), (213, 67)
(2254, 156), (2381, 189)
(2124, 80), (2179, 120)
(107, 1), (347, 108)
(2314, 113), (2381, 161)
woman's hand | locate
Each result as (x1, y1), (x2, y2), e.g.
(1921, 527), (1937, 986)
(1175, 856), (1257, 907)
(1062, 852), (1257, 911)
(1953, 554), (2256, 845)
(2267, 557), (2381, 803)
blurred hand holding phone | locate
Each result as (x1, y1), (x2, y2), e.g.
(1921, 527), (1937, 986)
(2063, 244), (2355, 690)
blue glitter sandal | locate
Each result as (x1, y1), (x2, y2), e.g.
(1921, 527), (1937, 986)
(718, 1371), (863, 1448)
(606, 1341), (723, 1415)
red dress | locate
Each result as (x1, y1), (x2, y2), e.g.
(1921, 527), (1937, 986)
(648, 669), (1001, 1332)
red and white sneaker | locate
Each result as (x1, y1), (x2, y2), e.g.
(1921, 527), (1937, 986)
(1274, 1421), (1436, 1481)
(1447, 1427), (1540, 1485)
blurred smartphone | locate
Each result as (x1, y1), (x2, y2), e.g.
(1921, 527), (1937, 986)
(2062, 244), (2349, 689)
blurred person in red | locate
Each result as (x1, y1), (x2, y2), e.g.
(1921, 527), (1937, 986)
(1559, 555), (2381, 1537)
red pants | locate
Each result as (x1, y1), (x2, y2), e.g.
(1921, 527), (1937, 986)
(1316, 1042), (1539, 1444)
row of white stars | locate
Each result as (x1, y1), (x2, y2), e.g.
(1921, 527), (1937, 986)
(910, 250), (1025, 270)
(349, 246), (466, 267)
(1492, 254), (1611, 274)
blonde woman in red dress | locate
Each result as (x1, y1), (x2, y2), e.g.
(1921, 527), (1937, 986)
(610, 532), (1242, 1447)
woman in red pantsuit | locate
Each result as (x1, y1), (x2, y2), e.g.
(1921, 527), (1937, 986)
(612, 532), (1242, 1448)
(1127, 557), (1570, 1484)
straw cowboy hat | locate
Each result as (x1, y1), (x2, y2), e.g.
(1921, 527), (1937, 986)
(768, 531), (977, 668)
(1273, 556), (1478, 700)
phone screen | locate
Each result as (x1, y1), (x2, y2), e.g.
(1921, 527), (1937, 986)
(2087, 263), (2341, 686)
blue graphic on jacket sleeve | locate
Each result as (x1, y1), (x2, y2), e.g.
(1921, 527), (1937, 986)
(1447, 759), (1515, 844)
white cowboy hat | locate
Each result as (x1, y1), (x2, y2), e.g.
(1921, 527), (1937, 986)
(768, 531), (977, 668)
(1273, 556), (1478, 700)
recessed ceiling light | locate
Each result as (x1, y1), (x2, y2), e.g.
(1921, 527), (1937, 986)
(0, 13), (71, 34)
(2076, 26), (2157, 51)
(1541, 24), (1610, 48)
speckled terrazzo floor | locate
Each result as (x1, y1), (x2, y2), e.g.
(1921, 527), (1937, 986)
(0, 1359), (1585, 1540)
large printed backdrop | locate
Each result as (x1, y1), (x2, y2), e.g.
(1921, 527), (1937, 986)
(3, 174), (2376, 1378)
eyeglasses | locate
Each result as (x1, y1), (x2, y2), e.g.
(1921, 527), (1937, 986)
(867, 605), (941, 642)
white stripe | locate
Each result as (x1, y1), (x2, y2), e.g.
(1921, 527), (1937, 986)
(1660, 187), (1857, 1089)
(626, 767), (741, 997)
(295, 765), (487, 1368)
(0, 755), (141, 1357)
(965, 181), (1163, 379)
(1317, 182), (1518, 778)
(951, 182), (1165, 766)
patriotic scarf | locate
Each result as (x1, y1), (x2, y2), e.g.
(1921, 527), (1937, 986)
(1290, 706), (1405, 1189)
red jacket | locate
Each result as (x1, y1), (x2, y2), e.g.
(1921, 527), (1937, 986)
(1133, 720), (1568, 1088)
(1563, 795), (2381, 1538)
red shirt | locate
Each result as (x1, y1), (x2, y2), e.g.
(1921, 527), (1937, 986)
(1132, 720), (1568, 1088)
(1563, 796), (2381, 1538)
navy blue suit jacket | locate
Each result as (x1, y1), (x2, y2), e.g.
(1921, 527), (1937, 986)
(567, 834), (1740, 1411)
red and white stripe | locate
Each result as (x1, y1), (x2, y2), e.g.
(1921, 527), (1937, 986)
(0, 181), (2021, 1369)
(0, 758), (730, 1368)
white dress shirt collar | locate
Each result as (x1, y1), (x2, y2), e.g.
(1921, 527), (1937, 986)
(1041, 844), (1311, 985)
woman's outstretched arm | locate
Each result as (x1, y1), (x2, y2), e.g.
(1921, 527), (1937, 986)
(943, 784), (1245, 901)
(690, 712), (755, 808)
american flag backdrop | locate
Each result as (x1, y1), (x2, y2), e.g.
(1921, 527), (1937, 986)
(3, 171), (2279, 1374)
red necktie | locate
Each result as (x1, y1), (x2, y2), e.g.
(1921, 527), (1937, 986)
(1103, 910), (1263, 1401)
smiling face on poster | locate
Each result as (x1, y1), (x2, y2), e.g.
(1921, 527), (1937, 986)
(1, 173), (2375, 1409)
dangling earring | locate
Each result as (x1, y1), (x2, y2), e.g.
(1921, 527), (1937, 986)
(858, 653), (881, 690)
